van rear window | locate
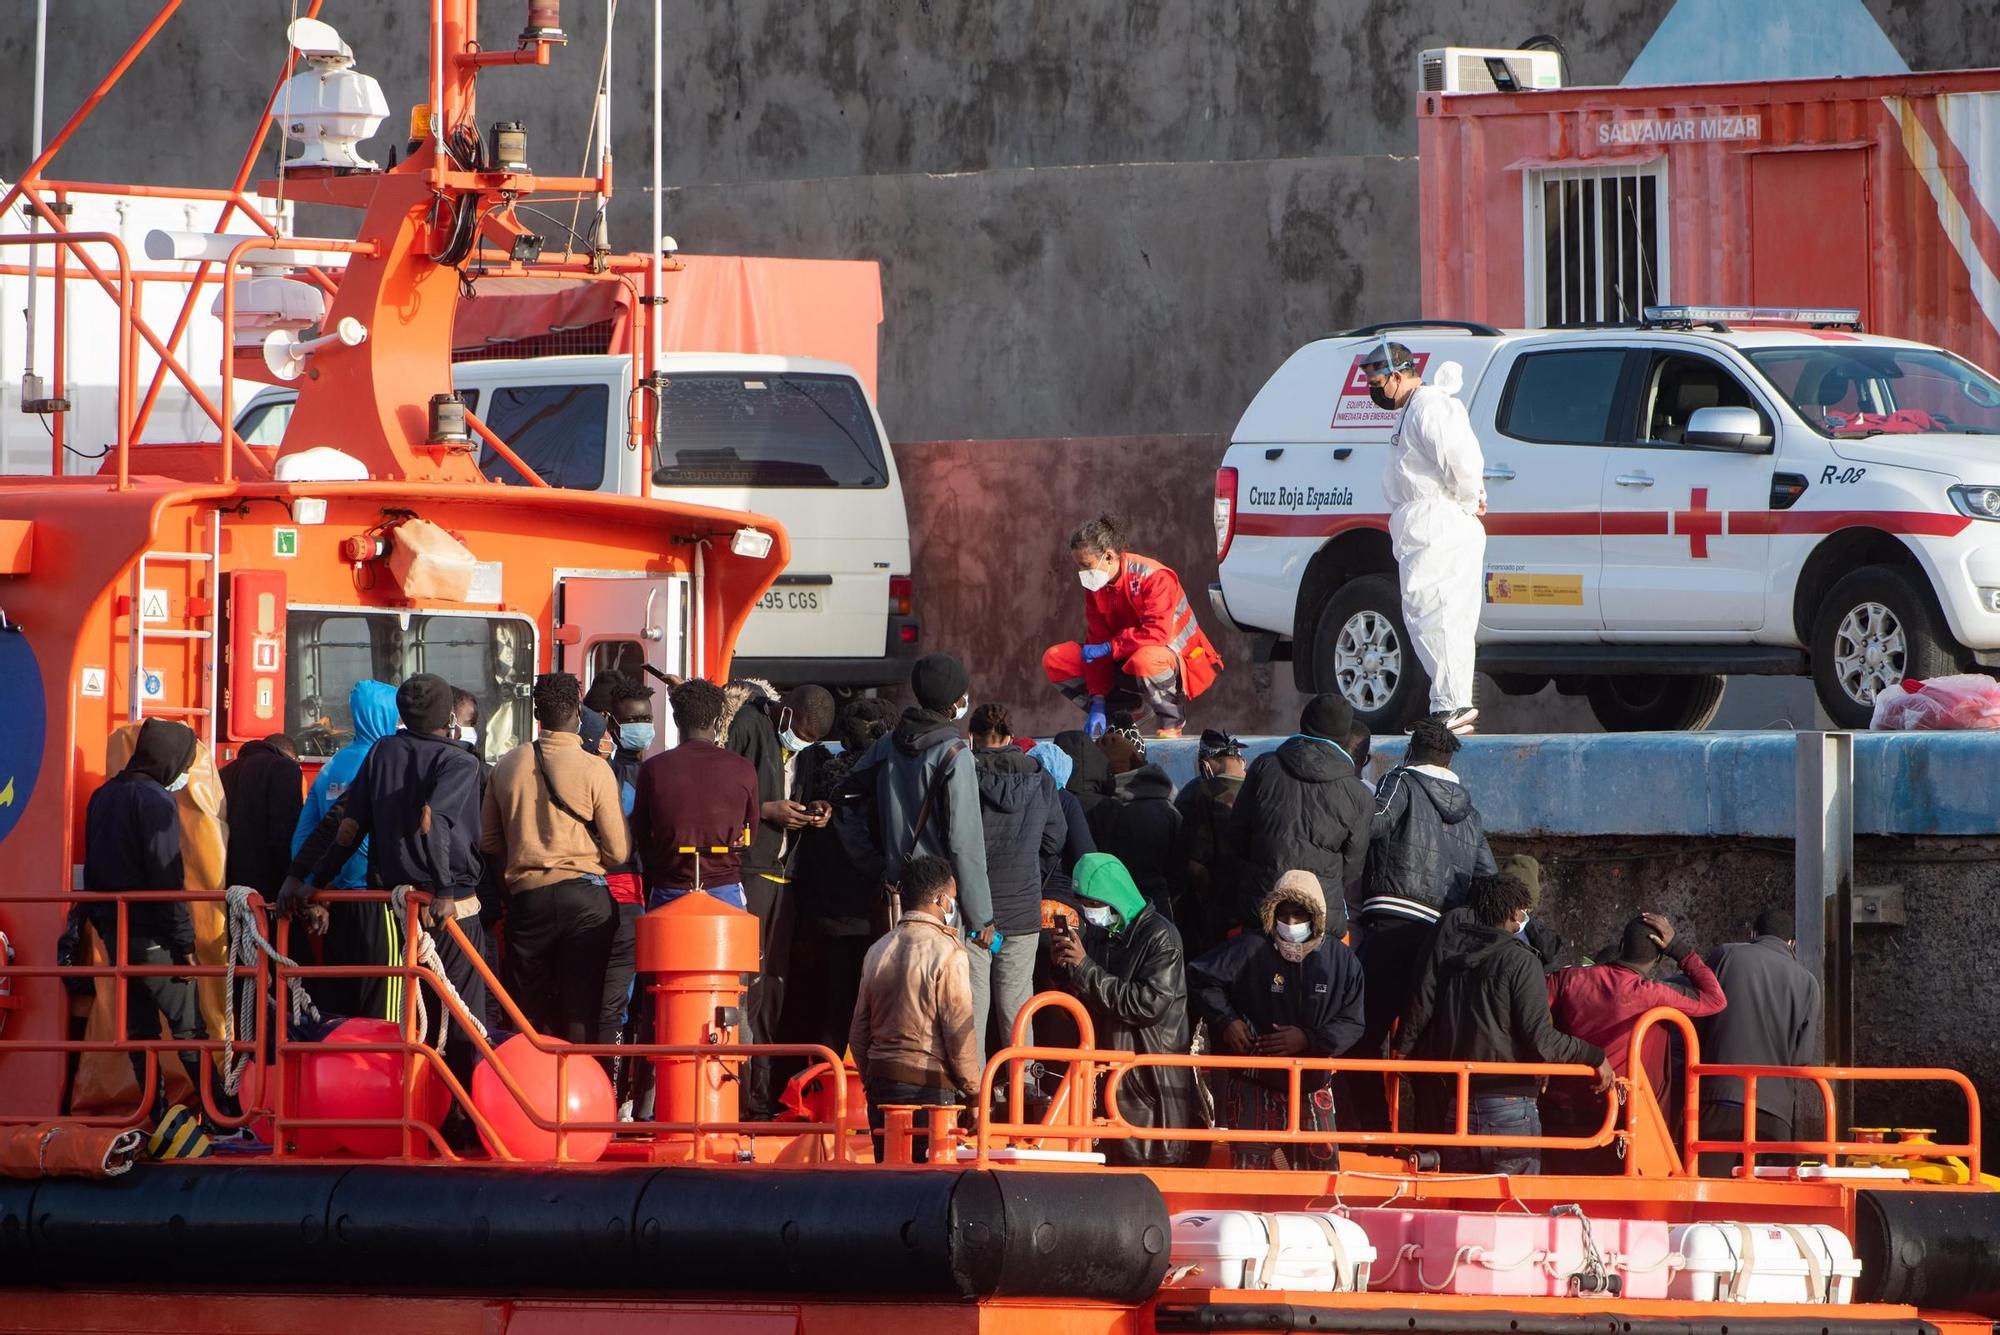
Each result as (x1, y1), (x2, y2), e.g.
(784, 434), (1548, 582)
(478, 384), (606, 490)
(652, 373), (889, 488)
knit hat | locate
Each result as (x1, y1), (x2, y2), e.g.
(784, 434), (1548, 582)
(1500, 853), (1543, 909)
(1098, 729), (1144, 775)
(909, 653), (969, 713)
(1299, 693), (1354, 743)
(397, 673), (456, 732)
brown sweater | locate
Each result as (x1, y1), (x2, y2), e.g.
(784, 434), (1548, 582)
(480, 731), (631, 893)
(848, 909), (981, 1095)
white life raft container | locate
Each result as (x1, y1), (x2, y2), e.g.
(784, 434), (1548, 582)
(1166, 1210), (1376, 1292)
(1668, 1222), (1860, 1303)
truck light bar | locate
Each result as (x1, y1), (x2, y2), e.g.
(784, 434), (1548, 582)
(1642, 304), (1864, 331)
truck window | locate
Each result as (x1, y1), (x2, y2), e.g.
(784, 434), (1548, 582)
(1641, 354), (1765, 445)
(237, 399), (294, 447)
(652, 373), (889, 488)
(1498, 349), (1628, 444)
(1748, 347), (2000, 436)
(286, 607), (535, 763)
(477, 383), (607, 490)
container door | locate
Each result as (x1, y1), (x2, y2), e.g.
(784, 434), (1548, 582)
(557, 574), (689, 753)
(1600, 350), (1777, 633)
(1751, 150), (1871, 326)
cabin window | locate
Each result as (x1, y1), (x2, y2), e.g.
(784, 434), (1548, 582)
(476, 383), (609, 490)
(651, 373), (890, 489)
(286, 607), (535, 763)
(1525, 162), (1669, 326)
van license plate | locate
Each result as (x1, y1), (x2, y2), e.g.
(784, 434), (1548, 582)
(756, 588), (823, 613)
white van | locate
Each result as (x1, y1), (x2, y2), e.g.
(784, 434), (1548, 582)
(237, 352), (918, 689)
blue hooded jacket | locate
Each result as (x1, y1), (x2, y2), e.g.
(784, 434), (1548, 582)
(292, 680), (399, 888)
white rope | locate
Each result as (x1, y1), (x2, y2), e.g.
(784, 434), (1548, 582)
(221, 884), (320, 1095)
(388, 885), (488, 1062)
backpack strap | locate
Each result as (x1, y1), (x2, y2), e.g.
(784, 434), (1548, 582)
(901, 740), (966, 864)
(534, 740), (601, 841)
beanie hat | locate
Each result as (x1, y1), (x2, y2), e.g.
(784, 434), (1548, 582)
(909, 653), (969, 713)
(397, 673), (456, 732)
(1500, 853), (1543, 909)
(1299, 693), (1354, 744)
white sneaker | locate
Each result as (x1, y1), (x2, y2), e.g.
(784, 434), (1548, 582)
(1443, 706), (1479, 734)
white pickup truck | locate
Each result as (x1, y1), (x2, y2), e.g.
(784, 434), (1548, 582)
(1211, 309), (2000, 731)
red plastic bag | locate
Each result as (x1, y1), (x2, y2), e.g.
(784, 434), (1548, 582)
(1869, 674), (2000, 730)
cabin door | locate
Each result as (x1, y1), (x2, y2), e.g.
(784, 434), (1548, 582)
(555, 573), (690, 753)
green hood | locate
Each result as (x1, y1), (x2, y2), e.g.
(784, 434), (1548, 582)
(1073, 853), (1146, 930)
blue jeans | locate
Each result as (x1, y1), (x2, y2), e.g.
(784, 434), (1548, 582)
(647, 882), (746, 911)
(1443, 1092), (1541, 1175)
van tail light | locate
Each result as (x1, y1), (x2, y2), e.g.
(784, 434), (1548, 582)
(889, 575), (913, 617)
(1214, 466), (1239, 562)
(899, 623), (919, 645)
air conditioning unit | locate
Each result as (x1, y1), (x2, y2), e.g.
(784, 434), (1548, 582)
(1419, 47), (1563, 94)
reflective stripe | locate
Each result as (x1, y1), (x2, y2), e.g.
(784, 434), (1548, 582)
(1166, 597), (1198, 652)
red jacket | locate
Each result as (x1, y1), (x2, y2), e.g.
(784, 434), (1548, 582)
(1545, 950), (1727, 1096)
(1082, 551), (1223, 699)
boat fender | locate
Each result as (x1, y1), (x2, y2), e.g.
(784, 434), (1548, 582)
(1854, 1187), (2000, 1317)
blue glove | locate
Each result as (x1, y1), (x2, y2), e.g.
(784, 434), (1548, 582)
(1085, 697), (1108, 739)
(1080, 641), (1113, 664)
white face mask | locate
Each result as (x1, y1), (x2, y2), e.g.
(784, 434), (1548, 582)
(952, 698), (970, 722)
(458, 726), (478, 748)
(166, 773), (190, 793)
(1077, 567), (1113, 593)
(1276, 920), (1312, 944)
(942, 902), (958, 928)
(1082, 904), (1116, 929)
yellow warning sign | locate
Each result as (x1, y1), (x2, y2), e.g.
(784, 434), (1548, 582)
(1484, 572), (1584, 606)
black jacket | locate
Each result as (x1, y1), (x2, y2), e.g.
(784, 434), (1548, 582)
(220, 739), (303, 898)
(846, 709), (992, 929)
(727, 696), (791, 877)
(1174, 773), (1246, 959)
(1096, 765), (1183, 918)
(972, 746), (1065, 936)
(1189, 930), (1367, 1075)
(1056, 904), (1203, 1166)
(796, 744), (882, 937)
(1698, 936), (1822, 1121)
(1396, 911), (1604, 1097)
(1044, 789), (1096, 899)
(307, 732), (487, 896)
(1053, 730), (1117, 830)
(1228, 738), (1371, 937)
(82, 772), (192, 955)
(1359, 765), (1495, 927)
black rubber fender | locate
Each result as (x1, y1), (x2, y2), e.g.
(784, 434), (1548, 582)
(1855, 1187), (2000, 1317)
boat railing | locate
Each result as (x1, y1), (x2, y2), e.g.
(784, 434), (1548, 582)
(1625, 1006), (1983, 1179)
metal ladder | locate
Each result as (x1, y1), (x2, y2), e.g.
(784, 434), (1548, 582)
(127, 508), (220, 752)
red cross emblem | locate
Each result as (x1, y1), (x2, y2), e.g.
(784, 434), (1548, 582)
(1674, 487), (1723, 559)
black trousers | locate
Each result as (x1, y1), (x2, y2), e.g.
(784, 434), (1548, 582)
(775, 918), (873, 1094)
(1339, 917), (1436, 1132)
(123, 934), (211, 1117)
(598, 901), (644, 1095)
(318, 895), (407, 1024)
(741, 871), (797, 1120)
(501, 878), (617, 1045)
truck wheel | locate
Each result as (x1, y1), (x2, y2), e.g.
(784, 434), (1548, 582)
(1810, 565), (1964, 729)
(1584, 674), (1726, 732)
(1309, 574), (1427, 731)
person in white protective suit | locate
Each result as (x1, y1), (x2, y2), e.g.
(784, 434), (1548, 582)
(1362, 340), (1486, 734)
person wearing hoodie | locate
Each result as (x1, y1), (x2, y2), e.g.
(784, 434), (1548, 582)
(1394, 873), (1611, 1175)
(1173, 730), (1249, 960)
(846, 653), (996, 1058)
(219, 732), (302, 899)
(1228, 694), (1372, 939)
(83, 717), (218, 1117)
(725, 678), (836, 1121)
(291, 674), (493, 1069)
(1342, 718), (1499, 1131)
(966, 704), (1064, 1048)
(288, 680), (400, 1021)
(1096, 757), (1183, 922)
(1026, 738), (1094, 894)
(1053, 728), (1118, 845)
(1047, 852), (1204, 1166)
(1190, 870), (1365, 1170)
(1542, 912), (1726, 1173)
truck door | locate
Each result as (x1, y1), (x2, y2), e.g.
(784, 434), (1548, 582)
(1599, 350), (1776, 633)
(556, 573), (690, 753)
(1475, 346), (1620, 634)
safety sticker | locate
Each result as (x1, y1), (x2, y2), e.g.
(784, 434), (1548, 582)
(1330, 351), (1431, 428)
(1484, 572), (1584, 607)
(79, 667), (106, 699)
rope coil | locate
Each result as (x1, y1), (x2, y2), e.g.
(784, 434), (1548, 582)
(221, 885), (320, 1095)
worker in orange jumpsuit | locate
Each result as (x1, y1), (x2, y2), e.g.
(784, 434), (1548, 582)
(1043, 514), (1223, 739)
